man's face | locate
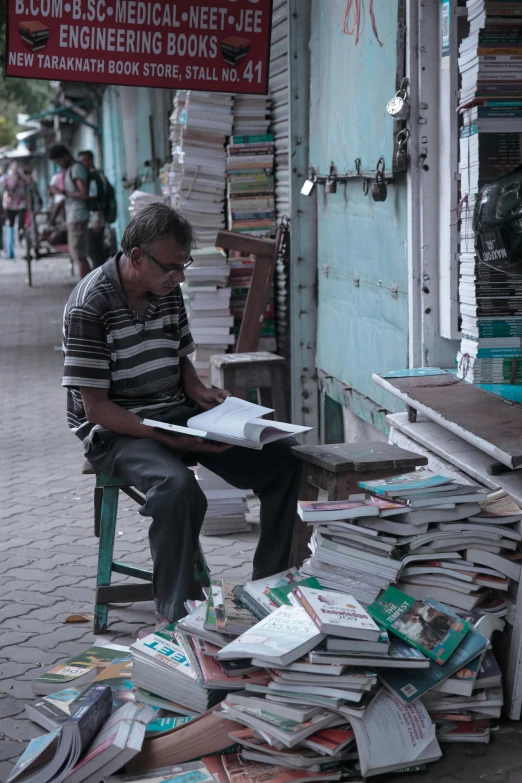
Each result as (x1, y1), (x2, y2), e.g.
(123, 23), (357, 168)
(132, 237), (188, 296)
(54, 154), (70, 171)
(78, 154), (93, 170)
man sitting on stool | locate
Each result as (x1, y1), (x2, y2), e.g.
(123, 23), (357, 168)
(62, 203), (301, 625)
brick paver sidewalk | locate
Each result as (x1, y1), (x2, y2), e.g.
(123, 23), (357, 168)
(0, 255), (259, 775)
(1, 255), (522, 782)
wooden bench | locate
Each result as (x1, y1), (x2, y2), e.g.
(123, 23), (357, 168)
(210, 351), (287, 421)
(288, 442), (428, 567)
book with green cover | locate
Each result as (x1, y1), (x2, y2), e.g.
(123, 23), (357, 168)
(367, 587), (470, 665)
(204, 581), (218, 631)
(268, 577), (322, 607)
(32, 644), (131, 696)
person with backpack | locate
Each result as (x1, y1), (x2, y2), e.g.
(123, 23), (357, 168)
(78, 150), (117, 269)
(49, 144), (90, 279)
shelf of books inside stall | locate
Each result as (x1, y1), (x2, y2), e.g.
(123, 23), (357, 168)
(457, 0), (522, 384)
(227, 96), (277, 356)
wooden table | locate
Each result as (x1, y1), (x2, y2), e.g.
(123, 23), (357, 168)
(289, 442), (427, 567)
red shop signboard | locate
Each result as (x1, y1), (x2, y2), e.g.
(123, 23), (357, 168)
(5, 0), (273, 94)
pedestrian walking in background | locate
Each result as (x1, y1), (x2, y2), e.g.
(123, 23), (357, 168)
(49, 144), (90, 279)
(78, 149), (108, 269)
(3, 161), (27, 258)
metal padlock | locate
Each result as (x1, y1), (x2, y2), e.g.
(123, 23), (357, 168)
(372, 173), (387, 202)
(387, 78), (410, 121)
(395, 148), (407, 172)
(394, 128), (410, 172)
(325, 164), (338, 195)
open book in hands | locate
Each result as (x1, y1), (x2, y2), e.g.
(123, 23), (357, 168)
(141, 396), (313, 449)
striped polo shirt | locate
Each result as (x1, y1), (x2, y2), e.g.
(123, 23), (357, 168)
(62, 253), (195, 438)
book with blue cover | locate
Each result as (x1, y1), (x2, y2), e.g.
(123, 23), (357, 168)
(216, 606), (324, 666)
(359, 471), (452, 498)
(377, 622), (487, 704)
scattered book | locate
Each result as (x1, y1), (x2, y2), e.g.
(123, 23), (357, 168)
(212, 580), (258, 635)
(349, 690), (441, 777)
(297, 500), (379, 522)
(269, 578), (322, 607)
(310, 636), (430, 669)
(367, 587), (470, 664)
(106, 761), (218, 783)
(292, 587), (381, 641)
(8, 684), (113, 783)
(32, 644), (130, 695)
(378, 621), (488, 704)
(216, 606), (325, 666)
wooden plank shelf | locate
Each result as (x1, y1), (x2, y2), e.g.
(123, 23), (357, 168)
(373, 371), (522, 470)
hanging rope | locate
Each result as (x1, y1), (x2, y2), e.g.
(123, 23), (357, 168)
(343, 0), (383, 47)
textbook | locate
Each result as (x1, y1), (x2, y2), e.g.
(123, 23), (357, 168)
(32, 644), (131, 695)
(377, 622), (487, 704)
(212, 580), (258, 635)
(8, 684), (113, 783)
(358, 470), (451, 497)
(349, 690), (441, 777)
(268, 578), (322, 607)
(292, 587), (381, 641)
(142, 396), (312, 449)
(234, 568), (302, 619)
(297, 500), (379, 522)
(216, 606), (325, 666)
(367, 587), (470, 664)
(310, 636), (430, 669)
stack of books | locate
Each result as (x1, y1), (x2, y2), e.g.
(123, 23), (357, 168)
(168, 90), (233, 248)
(232, 94), (271, 137)
(130, 623), (268, 716)
(227, 134), (275, 237)
(128, 191), (166, 220)
(10, 683), (155, 783)
(196, 465), (251, 536)
(298, 473), (520, 617)
(457, 0), (522, 384)
(183, 246), (234, 385)
(210, 587), (452, 776)
(18, 20), (50, 51)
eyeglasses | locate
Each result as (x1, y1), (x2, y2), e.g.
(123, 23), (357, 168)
(141, 248), (193, 276)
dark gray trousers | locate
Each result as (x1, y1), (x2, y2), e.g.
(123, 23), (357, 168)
(87, 227), (106, 268)
(84, 403), (301, 621)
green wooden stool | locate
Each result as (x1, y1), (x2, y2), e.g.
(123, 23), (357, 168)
(87, 466), (211, 634)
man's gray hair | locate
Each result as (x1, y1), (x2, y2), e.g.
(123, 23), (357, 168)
(121, 203), (196, 256)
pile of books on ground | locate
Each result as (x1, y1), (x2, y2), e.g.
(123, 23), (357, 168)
(12, 651), (160, 783)
(168, 90), (233, 248)
(183, 246), (234, 385)
(19, 536), (511, 781)
(196, 465), (250, 536)
(301, 471), (522, 617)
(457, 0), (522, 384)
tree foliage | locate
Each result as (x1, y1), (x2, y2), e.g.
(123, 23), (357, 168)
(0, 0), (55, 146)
